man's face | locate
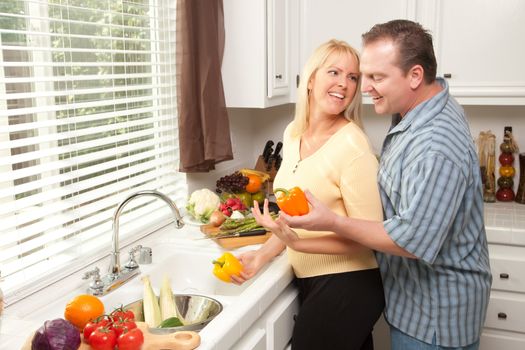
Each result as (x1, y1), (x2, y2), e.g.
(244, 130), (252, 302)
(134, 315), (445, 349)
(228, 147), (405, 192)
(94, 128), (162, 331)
(360, 39), (414, 116)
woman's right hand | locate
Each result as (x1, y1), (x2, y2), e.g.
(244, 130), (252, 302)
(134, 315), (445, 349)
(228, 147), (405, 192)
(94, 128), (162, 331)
(230, 250), (267, 285)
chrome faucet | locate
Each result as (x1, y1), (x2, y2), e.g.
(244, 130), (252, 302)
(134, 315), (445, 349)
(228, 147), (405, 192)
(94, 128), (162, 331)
(83, 190), (184, 296)
(109, 190), (184, 276)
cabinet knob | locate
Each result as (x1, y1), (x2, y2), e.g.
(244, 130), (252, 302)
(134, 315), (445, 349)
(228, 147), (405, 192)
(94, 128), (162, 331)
(499, 273), (509, 279)
(275, 74), (282, 79)
(443, 73), (452, 78)
(497, 312), (507, 320)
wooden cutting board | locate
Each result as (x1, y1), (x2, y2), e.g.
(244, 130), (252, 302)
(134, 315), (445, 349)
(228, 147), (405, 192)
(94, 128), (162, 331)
(200, 224), (271, 249)
(22, 321), (200, 350)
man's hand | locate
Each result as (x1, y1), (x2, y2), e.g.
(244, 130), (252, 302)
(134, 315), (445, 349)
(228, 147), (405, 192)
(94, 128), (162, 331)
(279, 190), (338, 231)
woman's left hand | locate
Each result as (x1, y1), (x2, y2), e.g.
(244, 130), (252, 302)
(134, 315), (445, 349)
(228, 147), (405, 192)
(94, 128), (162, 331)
(252, 199), (301, 248)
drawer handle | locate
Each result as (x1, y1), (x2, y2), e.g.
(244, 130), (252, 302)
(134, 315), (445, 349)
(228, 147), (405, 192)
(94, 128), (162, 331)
(497, 312), (507, 320)
(499, 273), (509, 279)
(275, 74), (282, 79)
(443, 73), (452, 78)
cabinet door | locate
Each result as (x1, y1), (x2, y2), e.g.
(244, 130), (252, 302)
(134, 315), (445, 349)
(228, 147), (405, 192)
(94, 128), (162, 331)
(231, 328), (267, 350)
(267, 0), (290, 98)
(480, 330), (525, 350)
(300, 0), (414, 65)
(422, 0), (525, 104)
(265, 285), (299, 350)
(222, 0), (295, 108)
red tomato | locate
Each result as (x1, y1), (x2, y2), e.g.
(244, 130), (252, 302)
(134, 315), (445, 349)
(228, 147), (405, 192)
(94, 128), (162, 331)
(117, 328), (144, 350)
(110, 307), (135, 321)
(112, 318), (137, 337)
(83, 318), (110, 343)
(89, 327), (117, 350)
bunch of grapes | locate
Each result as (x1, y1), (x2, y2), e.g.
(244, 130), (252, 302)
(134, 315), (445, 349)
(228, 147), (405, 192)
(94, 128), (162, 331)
(216, 172), (249, 194)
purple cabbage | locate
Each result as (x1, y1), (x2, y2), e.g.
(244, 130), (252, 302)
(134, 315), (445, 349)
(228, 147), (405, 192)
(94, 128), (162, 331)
(31, 318), (81, 350)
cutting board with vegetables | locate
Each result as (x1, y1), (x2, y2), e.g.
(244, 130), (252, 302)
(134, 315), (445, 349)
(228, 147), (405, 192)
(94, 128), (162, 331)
(200, 224), (271, 249)
(22, 321), (200, 350)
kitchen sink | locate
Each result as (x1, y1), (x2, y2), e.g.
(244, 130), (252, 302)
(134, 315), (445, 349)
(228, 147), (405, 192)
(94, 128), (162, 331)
(100, 245), (255, 313)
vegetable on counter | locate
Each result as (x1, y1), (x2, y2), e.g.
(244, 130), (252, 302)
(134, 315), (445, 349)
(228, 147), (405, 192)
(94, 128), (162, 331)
(209, 210), (226, 227)
(159, 275), (177, 321)
(89, 326), (117, 350)
(273, 187), (309, 216)
(142, 275), (162, 328)
(116, 327), (144, 350)
(212, 252), (243, 283)
(186, 188), (220, 223)
(218, 197), (247, 217)
(31, 318), (81, 350)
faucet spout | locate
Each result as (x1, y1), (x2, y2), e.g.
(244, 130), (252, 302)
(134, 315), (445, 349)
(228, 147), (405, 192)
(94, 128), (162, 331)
(110, 190), (184, 275)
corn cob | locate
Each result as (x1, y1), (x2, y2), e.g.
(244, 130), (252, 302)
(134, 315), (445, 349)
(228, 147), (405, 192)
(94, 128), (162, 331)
(142, 275), (162, 328)
(159, 274), (178, 321)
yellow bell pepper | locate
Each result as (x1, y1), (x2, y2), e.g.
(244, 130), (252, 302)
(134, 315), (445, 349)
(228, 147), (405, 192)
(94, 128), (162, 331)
(212, 252), (243, 283)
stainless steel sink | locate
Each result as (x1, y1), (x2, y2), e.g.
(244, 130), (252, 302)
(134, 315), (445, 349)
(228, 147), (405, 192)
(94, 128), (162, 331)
(123, 294), (222, 333)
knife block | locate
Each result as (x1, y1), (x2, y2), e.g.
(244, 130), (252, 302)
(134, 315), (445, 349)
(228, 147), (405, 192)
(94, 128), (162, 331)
(255, 155), (278, 195)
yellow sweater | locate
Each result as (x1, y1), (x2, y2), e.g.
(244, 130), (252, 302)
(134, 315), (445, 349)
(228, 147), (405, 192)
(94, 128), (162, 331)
(273, 122), (383, 278)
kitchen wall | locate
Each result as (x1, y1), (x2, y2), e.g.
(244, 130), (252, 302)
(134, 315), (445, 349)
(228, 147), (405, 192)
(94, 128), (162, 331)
(187, 105), (524, 193)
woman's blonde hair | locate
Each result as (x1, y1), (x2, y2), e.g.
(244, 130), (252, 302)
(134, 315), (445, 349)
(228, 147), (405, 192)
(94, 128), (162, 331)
(291, 39), (362, 137)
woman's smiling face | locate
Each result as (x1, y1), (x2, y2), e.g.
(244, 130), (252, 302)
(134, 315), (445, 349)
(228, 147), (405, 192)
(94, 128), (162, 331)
(308, 51), (360, 117)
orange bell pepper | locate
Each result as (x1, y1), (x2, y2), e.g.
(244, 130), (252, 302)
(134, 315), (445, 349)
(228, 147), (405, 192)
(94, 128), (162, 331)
(273, 187), (309, 216)
(212, 252), (243, 283)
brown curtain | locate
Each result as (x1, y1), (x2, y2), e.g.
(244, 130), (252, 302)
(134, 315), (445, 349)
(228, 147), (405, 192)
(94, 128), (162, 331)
(176, 0), (233, 172)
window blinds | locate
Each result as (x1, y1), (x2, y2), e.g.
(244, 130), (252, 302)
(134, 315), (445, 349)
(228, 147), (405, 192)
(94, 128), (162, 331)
(0, 0), (186, 302)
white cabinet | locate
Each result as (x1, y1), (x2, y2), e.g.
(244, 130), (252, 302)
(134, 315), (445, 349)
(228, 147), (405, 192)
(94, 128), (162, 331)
(230, 284), (299, 350)
(300, 0), (525, 105)
(481, 203), (525, 350)
(418, 0), (525, 105)
(300, 0), (415, 64)
(222, 0), (298, 108)
(299, 0), (415, 105)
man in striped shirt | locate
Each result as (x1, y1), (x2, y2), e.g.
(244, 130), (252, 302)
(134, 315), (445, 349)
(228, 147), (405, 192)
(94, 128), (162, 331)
(278, 20), (491, 349)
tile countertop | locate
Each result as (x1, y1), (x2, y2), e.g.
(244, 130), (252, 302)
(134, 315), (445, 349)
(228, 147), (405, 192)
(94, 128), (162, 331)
(484, 201), (525, 245)
(0, 223), (294, 350)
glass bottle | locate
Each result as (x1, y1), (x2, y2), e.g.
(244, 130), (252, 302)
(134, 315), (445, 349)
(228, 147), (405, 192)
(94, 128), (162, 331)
(496, 127), (516, 201)
(476, 131), (496, 202)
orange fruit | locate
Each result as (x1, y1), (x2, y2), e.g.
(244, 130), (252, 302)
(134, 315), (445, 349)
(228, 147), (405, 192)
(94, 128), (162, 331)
(245, 174), (262, 194)
(64, 294), (105, 330)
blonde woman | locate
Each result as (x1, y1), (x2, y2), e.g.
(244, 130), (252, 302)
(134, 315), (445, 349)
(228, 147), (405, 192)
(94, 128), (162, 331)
(234, 40), (384, 350)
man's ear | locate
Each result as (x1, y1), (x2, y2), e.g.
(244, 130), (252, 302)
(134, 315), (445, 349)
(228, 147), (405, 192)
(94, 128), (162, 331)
(409, 64), (424, 89)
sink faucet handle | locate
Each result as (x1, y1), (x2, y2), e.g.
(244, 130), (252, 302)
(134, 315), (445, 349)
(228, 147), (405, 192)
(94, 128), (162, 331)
(124, 245), (142, 270)
(82, 267), (104, 295)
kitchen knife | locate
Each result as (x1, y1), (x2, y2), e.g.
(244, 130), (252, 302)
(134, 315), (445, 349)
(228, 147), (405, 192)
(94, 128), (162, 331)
(196, 228), (267, 240)
(266, 141), (282, 171)
(262, 140), (274, 164)
(274, 154), (282, 170)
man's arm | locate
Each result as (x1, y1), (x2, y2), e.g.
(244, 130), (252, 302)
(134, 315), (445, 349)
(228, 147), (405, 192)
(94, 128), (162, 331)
(280, 190), (416, 258)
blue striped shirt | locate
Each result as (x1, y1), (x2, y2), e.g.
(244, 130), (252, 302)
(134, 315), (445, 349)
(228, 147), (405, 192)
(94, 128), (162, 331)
(376, 78), (492, 347)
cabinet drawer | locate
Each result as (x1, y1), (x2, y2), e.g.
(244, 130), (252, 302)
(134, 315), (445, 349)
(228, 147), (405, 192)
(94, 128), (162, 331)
(490, 256), (525, 293)
(485, 293), (525, 333)
(480, 330), (525, 350)
(266, 285), (300, 350)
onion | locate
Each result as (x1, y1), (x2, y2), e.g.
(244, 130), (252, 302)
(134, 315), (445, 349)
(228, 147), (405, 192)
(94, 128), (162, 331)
(209, 210), (226, 227)
(32, 318), (81, 350)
